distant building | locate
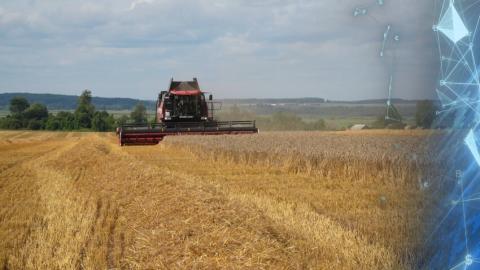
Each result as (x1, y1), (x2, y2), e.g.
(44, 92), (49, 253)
(350, 124), (369, 130)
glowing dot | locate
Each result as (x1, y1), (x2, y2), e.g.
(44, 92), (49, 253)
(465, 254), (473, 266)
(353, 7), (368, 17)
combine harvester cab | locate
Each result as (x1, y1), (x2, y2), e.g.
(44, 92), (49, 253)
(118, 78), (258, 146)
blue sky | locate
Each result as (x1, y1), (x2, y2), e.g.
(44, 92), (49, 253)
(0, 0), (438, 100)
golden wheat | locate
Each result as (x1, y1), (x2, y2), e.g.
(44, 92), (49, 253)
(0, 130), (435, 269)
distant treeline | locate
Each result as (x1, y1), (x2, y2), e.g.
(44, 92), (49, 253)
(218, 100), (439, 130)
(0, 91), (439, 132)
(0, 93), (436, 111)
(217, 106), (326, 131)
(0, 91), (149, 131)
(0, 93), (155, 111)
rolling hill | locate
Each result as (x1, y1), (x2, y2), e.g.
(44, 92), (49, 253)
(0, 93), (156, 110)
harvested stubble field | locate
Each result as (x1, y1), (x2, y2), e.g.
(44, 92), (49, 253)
(0, 130), (436, 269)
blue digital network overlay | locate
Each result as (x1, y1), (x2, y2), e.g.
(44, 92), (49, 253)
(353, 0), (480, 269)
(425, 0), (480, 269)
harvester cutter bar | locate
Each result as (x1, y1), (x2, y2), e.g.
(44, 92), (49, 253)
(118, 121), (257, 146)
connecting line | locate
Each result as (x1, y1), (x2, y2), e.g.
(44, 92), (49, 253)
(444, 47), (473, 82)
(452, 40), (477, 82)
(464, 0), (480, 12)
(459, 173), (470, 259)
(442, 56), (464, 63)
(436, 26), (445, 79)
(443, 35), (471, 78)
(444, 82), (480, 86)
(387, 75), (393, 102)
(380, 25), (391, 57)
(468, 39), (480, 91)
(448, 260), (465, 270)
(471, 9), (480, 42)
(425, 203), (458, 244)
(444, 48), (471, 80)
(444, 84), (480, 116)
(442, 26), (468, 75)
(460, 196), (480, 203)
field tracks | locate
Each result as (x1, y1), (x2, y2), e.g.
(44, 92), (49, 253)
(0, 131), (433, 269)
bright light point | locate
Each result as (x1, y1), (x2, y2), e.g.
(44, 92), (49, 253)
(465, 254), (473, 266)
(440, 80), (447, 86)
(377, 0), (384, 6)
(465, 129), (480, 166)
(353, 7), (368, 17)
(436, 2), (469, 43)
(436, 89), (454, 107)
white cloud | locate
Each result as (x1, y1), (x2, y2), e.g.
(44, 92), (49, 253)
(129, 0), (155, 11)
(214, 34), (261, 56)
(0, 0), (438, 100)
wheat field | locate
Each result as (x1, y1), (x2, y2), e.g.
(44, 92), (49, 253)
(0, 130), (436, 269)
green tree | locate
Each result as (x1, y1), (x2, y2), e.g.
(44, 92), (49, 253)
(92, 111), (115, 131)
(416, 100), (437, 128)
(130, 102), (147, 123)
(306, 119), (326, 130)
(9, 97), (30, 115)
(116, 115), (129, 126)
(22, 103), (49, 130)
(24, 103), (49, 120)
(45, 114), (62, 130)
(0, 116), (22, 130)
(27, 119), (44, 130)
(75, 90), (95, 129)
(57, 111), (76, 130)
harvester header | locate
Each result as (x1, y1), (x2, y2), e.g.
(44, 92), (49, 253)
(117, 78), (258, 146)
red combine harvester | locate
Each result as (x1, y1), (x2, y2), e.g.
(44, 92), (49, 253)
(117, 78), (258, 146)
